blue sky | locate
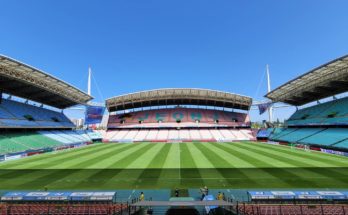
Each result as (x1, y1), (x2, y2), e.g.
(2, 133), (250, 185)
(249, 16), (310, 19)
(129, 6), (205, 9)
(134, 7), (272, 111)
(1, 0), (348, 122)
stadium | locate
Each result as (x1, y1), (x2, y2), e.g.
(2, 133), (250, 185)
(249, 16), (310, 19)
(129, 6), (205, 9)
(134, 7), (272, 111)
(0, 53), (348, 215)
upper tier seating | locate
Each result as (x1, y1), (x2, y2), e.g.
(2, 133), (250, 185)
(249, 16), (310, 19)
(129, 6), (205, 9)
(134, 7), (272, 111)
(108, 108), (250, 128)
(0, 99), (74, 128)
(287, 97), (348, 126)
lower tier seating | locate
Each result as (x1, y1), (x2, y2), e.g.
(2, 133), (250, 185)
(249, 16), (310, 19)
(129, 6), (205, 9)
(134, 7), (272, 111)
(0, 203), (128, 215)
(104, 129), (256, 142)
(269, 128), (348, 150)
(0, 130), (96, 155)
(237, 204), (348, 215)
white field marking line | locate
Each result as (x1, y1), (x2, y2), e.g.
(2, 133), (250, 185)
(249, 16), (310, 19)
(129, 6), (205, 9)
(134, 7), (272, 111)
(58, 176), (337, 181)
(179, 147), (181, 179)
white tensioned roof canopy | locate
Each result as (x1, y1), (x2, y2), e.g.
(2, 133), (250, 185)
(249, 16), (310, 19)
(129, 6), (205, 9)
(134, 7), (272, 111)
(0, 55), (93, 109)
(266, 55), (348, 106)
(106, 88), (252, 112)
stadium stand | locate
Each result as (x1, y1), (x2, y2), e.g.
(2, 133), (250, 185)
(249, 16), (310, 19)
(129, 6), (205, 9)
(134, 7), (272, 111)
(0, 99), (74, 128)
(236, 204), (348, 215)
(266, 55), (348, 152)
(287, 97), (348, 126)
(0, 130), (95, 155)
(108, 108), (250, 128)
(269, 127), (348, 149)
(0, 55), (97, 157)
(104, 128), (255, 142)
(267, 97), (348, 150)
(0, 203), (128, 215)
(334, 139), (348, 149)
(104, 89), (255, 142)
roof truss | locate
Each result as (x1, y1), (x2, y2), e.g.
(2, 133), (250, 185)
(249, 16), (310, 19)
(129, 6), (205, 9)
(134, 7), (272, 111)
(0, 55), (93, 109)
(266, 55), (348, 106)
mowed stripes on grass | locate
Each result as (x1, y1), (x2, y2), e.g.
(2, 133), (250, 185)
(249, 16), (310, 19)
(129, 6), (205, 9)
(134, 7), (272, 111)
(0, 141), (347, 190)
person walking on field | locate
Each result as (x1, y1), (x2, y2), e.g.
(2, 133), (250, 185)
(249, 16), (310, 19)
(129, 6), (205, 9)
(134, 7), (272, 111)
(217, 192), (223, 200)
(175, 188), (179, 197)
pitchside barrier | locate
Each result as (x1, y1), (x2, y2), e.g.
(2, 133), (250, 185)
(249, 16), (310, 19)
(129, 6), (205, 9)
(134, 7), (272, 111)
(248, 191), (348, 202)
(1, 191), (118, 202)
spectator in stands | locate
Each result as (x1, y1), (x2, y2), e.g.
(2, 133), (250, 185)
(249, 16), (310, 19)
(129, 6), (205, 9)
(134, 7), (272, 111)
(222, 193), (226, 201)
(139, 192), (145, 201)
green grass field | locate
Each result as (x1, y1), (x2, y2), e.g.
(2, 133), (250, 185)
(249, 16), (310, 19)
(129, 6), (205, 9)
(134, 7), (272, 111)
(0, 141), (348, 190)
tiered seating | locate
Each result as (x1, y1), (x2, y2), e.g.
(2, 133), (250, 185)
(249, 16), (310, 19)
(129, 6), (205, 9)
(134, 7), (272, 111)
(299, 128), (348, 146)
(123, 130), (139, 140)
(0, 135), (29, 155)
(287, 97), (348, 126)
(199, 129), (214, 140)
(145, 130), (158, 140)
(230, 130), (249, 140)
(0, 99), (74, 128)
(105, 129), (255, 142)
(63, 130), (91, 142)
(0, 132), (64, 155)
(179, 129), (191, 140)
(238, 204), (348, 215)
(269, 127), (348, 149)
(273, 128), (324, 143)
(219, 129), (236, 140)
(0, 130), (95, 155)
(39, 130), (92, 145)
(134, 130), (149, 141)
(110, 130), (129, 142)
(168, 130), (179, 140)
(189, 130), (201, 140)
(157, 130), (169, 141)
(108, 108), (250, 128)
(240, 129), (255, 140)
(94, 130), (106, 139)
(269, 128), (298, 140)
(209, 130), (224, 141)
(105, 130), (118, 140)
(1, 203), (127, 215)
(334, 139), (348, 149)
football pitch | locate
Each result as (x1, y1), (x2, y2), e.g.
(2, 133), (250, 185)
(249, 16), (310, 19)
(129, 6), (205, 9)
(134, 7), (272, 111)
(0, 141), (348, 190)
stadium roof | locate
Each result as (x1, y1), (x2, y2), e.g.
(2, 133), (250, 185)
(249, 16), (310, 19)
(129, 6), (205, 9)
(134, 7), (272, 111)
(106, 88), (252, 112)
(266, 55), (348, 106)
(0, 55), (93, 109)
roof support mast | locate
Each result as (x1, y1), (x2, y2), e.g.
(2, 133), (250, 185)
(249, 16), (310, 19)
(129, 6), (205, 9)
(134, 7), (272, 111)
(267, 64), (273, 122)
(88, 67), (92, 96)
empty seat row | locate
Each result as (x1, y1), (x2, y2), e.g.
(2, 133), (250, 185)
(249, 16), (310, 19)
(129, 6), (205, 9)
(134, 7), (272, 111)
(105, 129), (255, 142)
